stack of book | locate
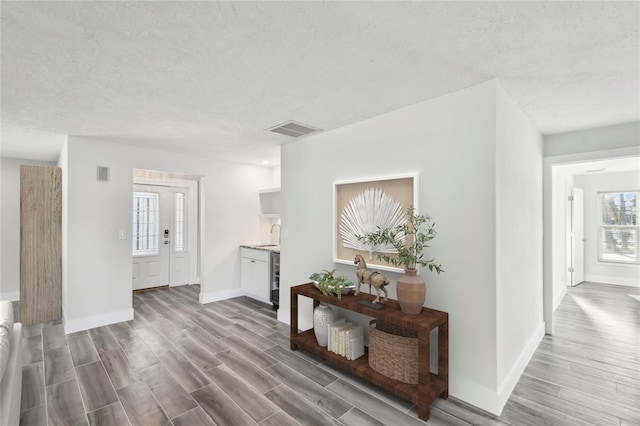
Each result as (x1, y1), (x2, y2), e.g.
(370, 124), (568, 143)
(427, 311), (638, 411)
(326, 318), (365, 361)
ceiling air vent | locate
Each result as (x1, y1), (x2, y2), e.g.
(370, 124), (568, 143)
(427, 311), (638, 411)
(266, 120), (322, 138)
(97, 166), (110, 182)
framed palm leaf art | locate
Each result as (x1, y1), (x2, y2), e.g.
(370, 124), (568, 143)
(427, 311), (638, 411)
(333, 173), (418, 272)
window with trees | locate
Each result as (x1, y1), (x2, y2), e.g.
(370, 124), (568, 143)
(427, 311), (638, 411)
(599, 191), (639, 264)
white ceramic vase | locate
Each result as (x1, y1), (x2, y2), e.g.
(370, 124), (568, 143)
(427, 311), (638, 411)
(313, 303), (336, 347)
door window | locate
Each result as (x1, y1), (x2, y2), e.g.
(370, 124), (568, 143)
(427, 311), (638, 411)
(175, 192), (186, 252)
(132, 191), (160, 256)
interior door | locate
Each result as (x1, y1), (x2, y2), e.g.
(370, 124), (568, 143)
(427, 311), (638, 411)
(20, 165), (62, 325)
(570, 187), (585, 286)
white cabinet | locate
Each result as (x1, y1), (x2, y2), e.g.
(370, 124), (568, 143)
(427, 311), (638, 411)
(259, 188), (281, 217)
(240, 248), (270, 303)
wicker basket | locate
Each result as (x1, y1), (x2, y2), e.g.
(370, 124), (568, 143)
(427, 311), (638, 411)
(368, 320), (419, 384)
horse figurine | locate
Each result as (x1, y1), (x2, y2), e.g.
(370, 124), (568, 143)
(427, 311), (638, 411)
(354, 254), (389, 304)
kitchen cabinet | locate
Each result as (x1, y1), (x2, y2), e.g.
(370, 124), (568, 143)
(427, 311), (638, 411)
(240, 248), (271, 303)
(259, 188), (280, 217)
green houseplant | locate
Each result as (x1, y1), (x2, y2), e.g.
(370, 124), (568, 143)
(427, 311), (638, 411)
(309, 269), (355, 300)
(357, 206), (444, 273)
(357, 206), (443, 314)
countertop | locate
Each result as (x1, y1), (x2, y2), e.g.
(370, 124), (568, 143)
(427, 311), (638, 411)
(240, 244), (280, 253)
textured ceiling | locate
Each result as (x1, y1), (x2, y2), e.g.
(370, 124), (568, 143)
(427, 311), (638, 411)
(1, 1), (638, 165)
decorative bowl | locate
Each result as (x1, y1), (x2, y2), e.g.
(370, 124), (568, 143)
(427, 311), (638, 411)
(312, 280), (356, 295)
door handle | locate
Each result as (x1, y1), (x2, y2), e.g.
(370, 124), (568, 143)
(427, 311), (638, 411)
(164, 241), (170, 245)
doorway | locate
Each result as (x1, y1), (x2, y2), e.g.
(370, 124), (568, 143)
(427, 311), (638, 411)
(132, 185), (191, 290)
(131, 170), (200, 291)
(545, 152), (640, 334)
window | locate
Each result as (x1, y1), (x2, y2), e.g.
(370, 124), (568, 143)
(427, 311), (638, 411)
(174, 192), (185, 251)
(598, 191), (639, 264)
(133, 192), (160, 256)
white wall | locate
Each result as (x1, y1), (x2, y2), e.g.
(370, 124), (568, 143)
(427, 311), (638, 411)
(269, 165), (281, 188)
(574, 171), (640, 287)
(60, 137), (272, 332)
(544, 122), (639, 157)
(494, 86), (544, 409)
(280, 80), (543, 414)
(258, 165), (282, 246)
(0, 157), (57, 300)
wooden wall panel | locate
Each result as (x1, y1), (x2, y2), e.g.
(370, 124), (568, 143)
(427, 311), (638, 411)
(20, 165), (62, 326)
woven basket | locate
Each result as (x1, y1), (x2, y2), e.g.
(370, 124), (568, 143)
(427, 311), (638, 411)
(368, 320), (419, 384)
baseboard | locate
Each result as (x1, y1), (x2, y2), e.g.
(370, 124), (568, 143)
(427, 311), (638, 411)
(553, 285), (567, 311)
(584, 274), (640, 288)
(0, 291), (19, 301)
(496, 321), (545, 414)
(448, 377), (501, 416)
(199, 288), (243, 304)
(63, 308), (134, 334)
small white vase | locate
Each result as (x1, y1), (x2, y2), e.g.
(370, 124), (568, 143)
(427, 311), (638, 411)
(313, 303), (336, 347)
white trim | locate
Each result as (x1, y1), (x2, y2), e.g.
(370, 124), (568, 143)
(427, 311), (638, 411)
(584, 274), (640, 288)
(63, 308), (134, 334)
(553, 285), (567, 312)
(259, 187), (280, 194)
(0, 291), (19, 301)
(199, 288), (243, 304)
(448, 377), (500, 416)
(595, 260), (640, 268)
(198, 177), (206, 295)
(496, 321), (545, 414)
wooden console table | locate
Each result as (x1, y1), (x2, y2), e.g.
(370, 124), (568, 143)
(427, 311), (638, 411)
(290, 283), (448, 421)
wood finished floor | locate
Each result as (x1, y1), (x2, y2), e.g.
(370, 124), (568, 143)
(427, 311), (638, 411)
(18, 282), (640, 426)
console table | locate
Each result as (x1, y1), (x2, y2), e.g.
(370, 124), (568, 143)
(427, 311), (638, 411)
(290, 283), (448, 421)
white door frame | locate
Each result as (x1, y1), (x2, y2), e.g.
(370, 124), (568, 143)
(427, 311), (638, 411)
(543, 146), (640, 335)
(569, 187), (584, 286)
(132, 185), (172, 290)
(133, 171), (200, 287)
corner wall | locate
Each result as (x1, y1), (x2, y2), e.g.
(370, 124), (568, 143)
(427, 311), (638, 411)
(281, 80), (504, 413)
(60, 138), (272, 332)
(495, 86), (544, 409)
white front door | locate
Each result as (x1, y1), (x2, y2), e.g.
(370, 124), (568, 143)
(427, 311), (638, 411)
(132, 185), (190, 290)
(570, 187), (585, 286)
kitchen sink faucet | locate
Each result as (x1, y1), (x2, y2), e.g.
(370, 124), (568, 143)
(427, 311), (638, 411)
(270, 223), (281, 245)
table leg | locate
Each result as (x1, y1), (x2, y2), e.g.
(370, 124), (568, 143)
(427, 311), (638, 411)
(290, 288), (298, 351)
(418, 326), (430, 421)
(439, 321), (449, 399)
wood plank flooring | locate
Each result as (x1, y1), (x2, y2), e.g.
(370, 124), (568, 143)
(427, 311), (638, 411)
(18, 282), (639, 425)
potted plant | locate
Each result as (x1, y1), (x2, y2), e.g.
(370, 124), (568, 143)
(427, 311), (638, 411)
(309, 269), (355, 300)
(357, 206), (443, 314)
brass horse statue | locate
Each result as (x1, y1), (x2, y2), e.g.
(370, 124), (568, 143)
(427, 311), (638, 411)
(354, 254), (389, 304)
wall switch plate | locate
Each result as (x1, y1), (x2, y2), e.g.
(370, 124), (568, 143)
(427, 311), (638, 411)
(118, 230), (126, 240)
